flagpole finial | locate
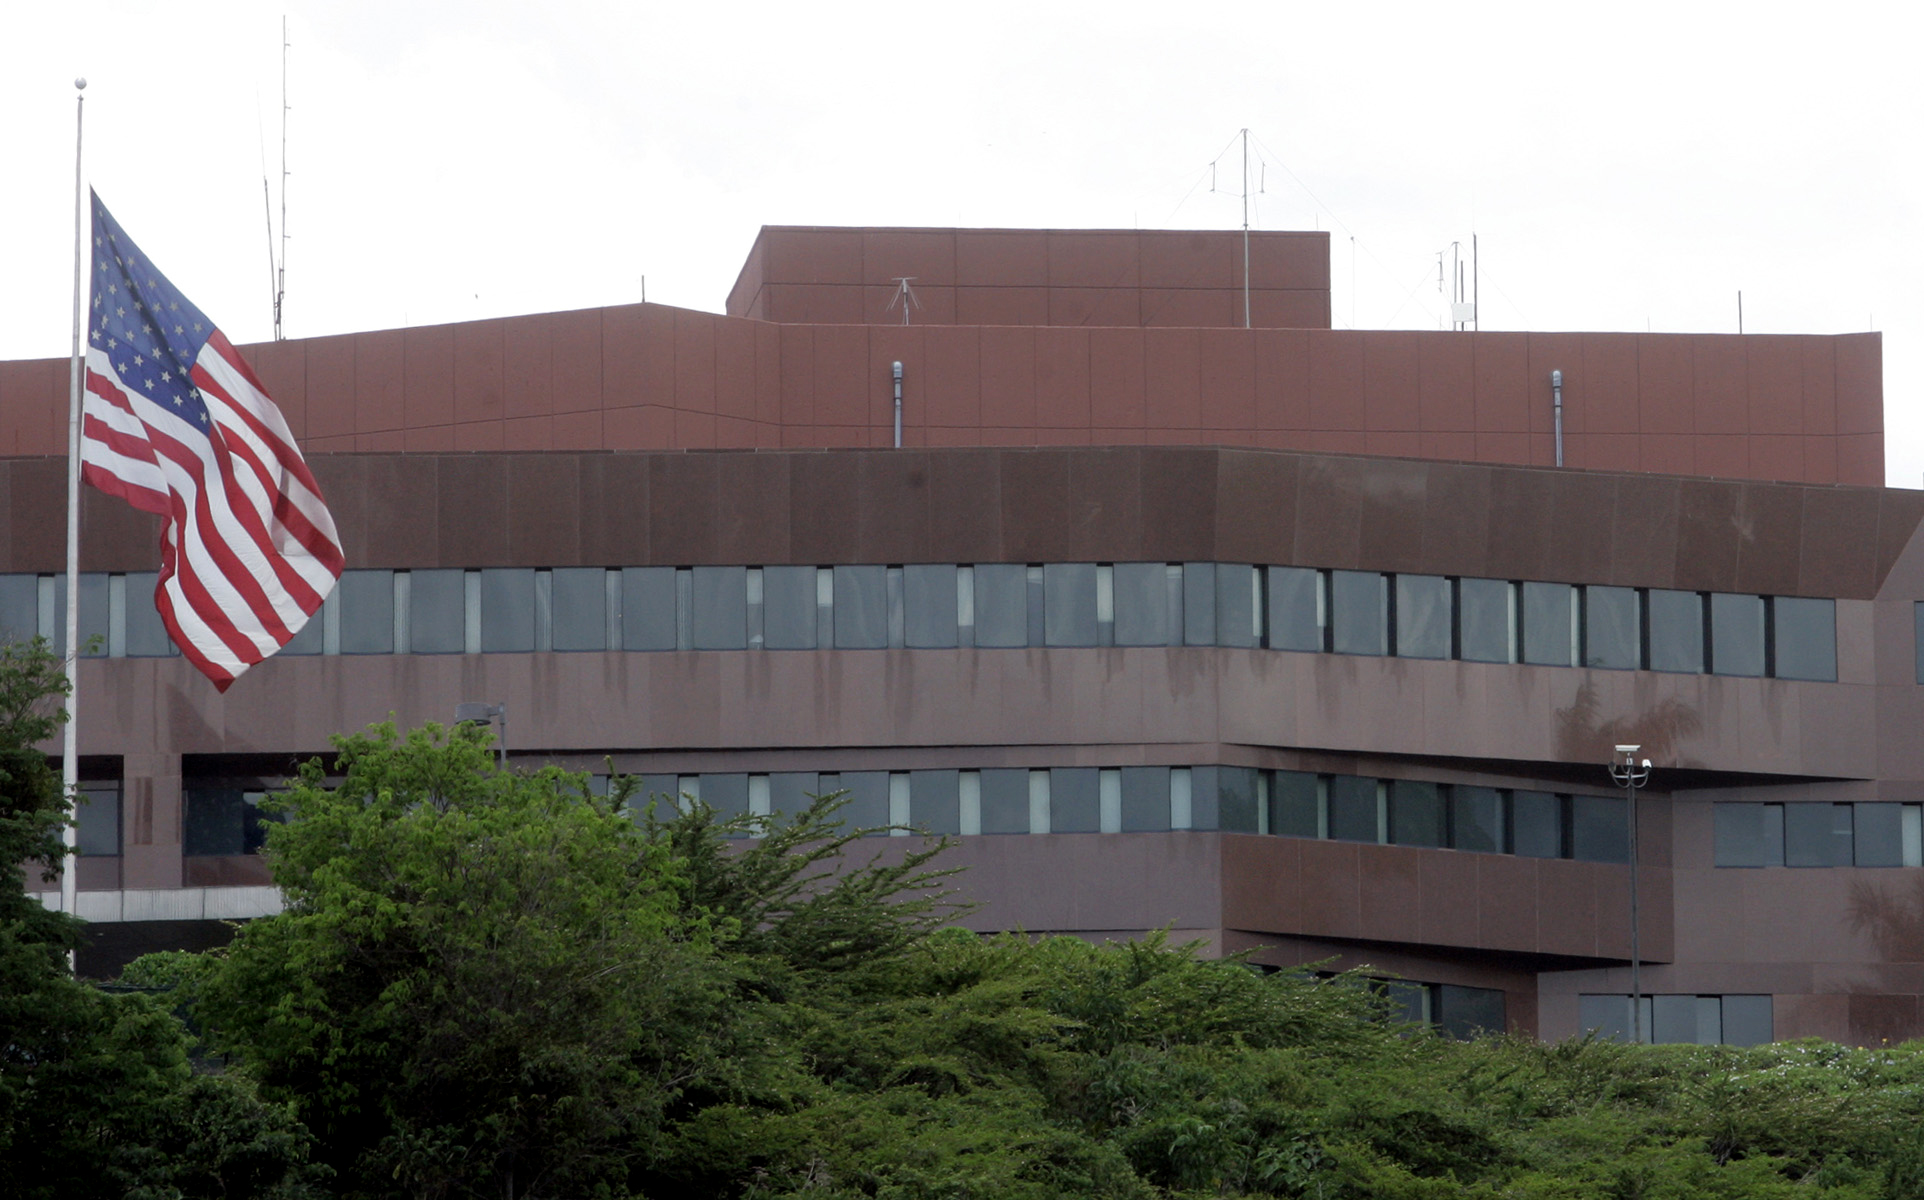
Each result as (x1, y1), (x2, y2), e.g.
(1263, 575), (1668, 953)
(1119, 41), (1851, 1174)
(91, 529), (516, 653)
(74, 77), (86, 90)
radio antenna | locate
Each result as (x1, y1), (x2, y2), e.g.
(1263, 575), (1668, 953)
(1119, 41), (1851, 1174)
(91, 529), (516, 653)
(272, 16), (289, 339)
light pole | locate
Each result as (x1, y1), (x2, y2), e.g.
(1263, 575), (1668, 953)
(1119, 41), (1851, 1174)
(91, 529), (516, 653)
(455, 701), (508, 771)
(1608, 744), (1652, 1044)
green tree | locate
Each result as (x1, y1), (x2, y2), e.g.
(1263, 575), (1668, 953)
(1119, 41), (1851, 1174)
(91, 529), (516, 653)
(199, 723), (715, 1199)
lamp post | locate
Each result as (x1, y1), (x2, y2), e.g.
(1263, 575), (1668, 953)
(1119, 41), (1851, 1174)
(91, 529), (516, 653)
(455, 701), (508, 771)
(1608, 744), (1652, 1044)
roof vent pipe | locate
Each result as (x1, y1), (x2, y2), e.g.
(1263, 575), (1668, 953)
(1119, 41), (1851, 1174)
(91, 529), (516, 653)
(1551, 369), (1564, 467)
(892, 361), (904, 449)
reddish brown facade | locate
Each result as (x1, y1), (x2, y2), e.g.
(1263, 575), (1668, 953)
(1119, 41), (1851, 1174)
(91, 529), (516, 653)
(9, 224), (1921, 1046)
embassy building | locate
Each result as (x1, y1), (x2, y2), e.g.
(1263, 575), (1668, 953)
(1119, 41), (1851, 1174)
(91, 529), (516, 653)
(4, 225), (1923, 1046)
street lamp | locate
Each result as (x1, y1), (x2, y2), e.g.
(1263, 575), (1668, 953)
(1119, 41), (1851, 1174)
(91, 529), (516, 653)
(455, 701), (508, 771)
(1608, 744), (1652, 1044)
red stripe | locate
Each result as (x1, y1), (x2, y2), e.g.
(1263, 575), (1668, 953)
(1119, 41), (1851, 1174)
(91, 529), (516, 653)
(194, 349), (344, 572)
(205, 332), (328, 499)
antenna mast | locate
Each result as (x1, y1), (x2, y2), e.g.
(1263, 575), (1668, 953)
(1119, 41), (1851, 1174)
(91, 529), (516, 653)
(271, 15), (289, 340)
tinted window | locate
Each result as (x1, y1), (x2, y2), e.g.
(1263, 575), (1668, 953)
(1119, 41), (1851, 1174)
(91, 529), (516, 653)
(1113, 563), (1173, 647)
(76, 786), (121, 856)
(1855, 803), (1905, 868)
(182, 787), (279, 856)
(125, 570), (181, 657)
(767, 772), (820, 820)
(978, 768), (1030, 834)
(1647, 589), (1705, 673)
(1182, 563), (1216, 646)
(1578, 994), (1631, 1043)
(1435, 985), (1505, 1040)
(1714, 803), (1783, 867)
(1651, 995), (1714, 1046)
(909, 769), (960, 835)
(692, 567), (748, 650)
(1773, 597), (1836, 682)
(0, 574), (36, 645)
(1044, 563), (1098, 647)
(822, 771), (890, 835)
(1511, 790), (1563, 858)
(700, 773), (750, 824)
(1119, 767), (1171, 832)
(1457, 578), (1514, 664)
(1521, 581), (1574, 667)
(1049, 767), (1100, 833)
(760, 566), (817, 650)
(480, 569), (536, 653)
(1395, 575), (1451, 660)
(622, 567), (677, 651)
(973, 564), (1027, 648)
(1212, 766), (1261, 833)
(1330, 571), (1386, 656)
(1271, 770), (1321, 838)
(1571, 794), (1628, 863)
(1389, 780), (1444, 846)
(630, 774), (681, 818)
(338, 571), (394, 653)
(1216, 565), (1261, 649)
(1710, 592), (1766, 677)
(1451, 786), (1503, 853)
(1721, 995), (1773, 1047)
(409, 569), (466, 654)
(1784, 802), (1852, 867)
(53, 573), (110, 658)
(1327, 775), (1380, 842)
(904, 564), (959, 649)
(1584, 586), (1639, 670)
(1267, 566), (1322, 652)
(550, 568), (607, 652)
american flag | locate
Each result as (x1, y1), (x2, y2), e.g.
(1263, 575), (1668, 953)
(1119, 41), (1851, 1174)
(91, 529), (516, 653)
(81, 192), (343, 691)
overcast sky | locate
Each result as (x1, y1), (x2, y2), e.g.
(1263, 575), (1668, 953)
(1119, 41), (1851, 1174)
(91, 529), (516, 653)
(3, 2), (1916, 484)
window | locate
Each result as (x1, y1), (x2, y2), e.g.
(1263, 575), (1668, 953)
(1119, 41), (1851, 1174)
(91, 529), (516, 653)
(1854, 803), (1924, 868)
(1784, 802), (1853, 867)
(1772, 597), (1836, 682)
(1114, 563), (1175, 647)
(550, 568), (608, 651)
(1450, 786), (1504, 853)
(1216, 564), (1262, 649)
(52, 573), (110, 658)
(972, 564), (1028, 648)
(0, 575), (36, 645)
(1710, 592), (1766, 677)
(1207, 766), (1262, 834)
(1521, 582), (1575, 667)
(821, 771), (891, 835)
(1388, 780), (1445, 847)
(977, 768), (1030, 834)
(1714, 802), (1784, 867)
(1048, 767), (1100, 833)
(1328, 775), (1382, 842)
(1393, 575), (1451, 660)
(1570, 794), (1629, 863)
(1330, 571), (1387, 656)
(76, 785), (121, 857)
(910, 769), (961, 835)
(124, 571), (180, 657)
(182, 786), (282, 856)
(1511, 790), (1564, 859)
(340, 570), (395, 654)
(1580, 994), (1771, 1046)
(621, 568), (676, 650)
(481, 569), (536, 652)
(1647, 589), (1705, 674)
(692, 567), (749, 650)
(1583, 586), (1639, 670)
(407, 570), (465, 654)
(904, 564), (959, 649)
(1044, 563), (1098, 647)
(1267, 566), (1323, 652)
(1120, 766), (1172, 832)
(1182, 563), (1217, 646)
(1456, 578), (1514, 664)
(1271, 770), (1322, 838)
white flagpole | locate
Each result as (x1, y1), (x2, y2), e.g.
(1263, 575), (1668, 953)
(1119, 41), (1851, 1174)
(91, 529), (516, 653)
(61, 78), (87, 928)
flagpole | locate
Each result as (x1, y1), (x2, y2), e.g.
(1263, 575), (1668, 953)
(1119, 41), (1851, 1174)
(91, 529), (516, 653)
(61, 77), (87, 928)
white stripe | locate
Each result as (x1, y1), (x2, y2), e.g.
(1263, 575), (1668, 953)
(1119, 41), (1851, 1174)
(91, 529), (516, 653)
(198, 345), (340, 547)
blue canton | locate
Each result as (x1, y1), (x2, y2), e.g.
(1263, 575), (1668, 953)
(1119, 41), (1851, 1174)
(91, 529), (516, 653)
(89, 192), (216, 432)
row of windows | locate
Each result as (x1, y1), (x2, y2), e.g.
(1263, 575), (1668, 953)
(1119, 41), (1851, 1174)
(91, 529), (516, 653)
(1714, 802), (1924, 868)
(1381, 979), (1507, 1041)
(1578, 993), (1773, 1046)
(171, 765), (1631, 865)
(3, 564), (1840, 682)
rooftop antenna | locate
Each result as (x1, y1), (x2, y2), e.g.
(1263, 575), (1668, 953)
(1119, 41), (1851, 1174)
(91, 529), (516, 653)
(266, 15), (289, 340)
(886, 276), (920, 325)
(1208, 129), (1263, 328)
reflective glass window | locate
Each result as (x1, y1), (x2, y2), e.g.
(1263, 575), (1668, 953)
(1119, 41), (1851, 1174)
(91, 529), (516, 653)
(1113, 563), (1173, 647)
(910, 769), (961, 835)
(1583, 586), (1640, 670)
(1267, 566), (1322, 652)
(1721, 995), (1773, 1047)
(1327, 775), (1381, 842)
(978, 768), (1030, 834)
(1389, 780), (1444, 846)
(76, 785), (121, 856)
(1049, 767), (1100, 833)
(1183, 563), (1217, 646)
(767, 772), (820, 820)
(1395, 575), (1451, 660)
(1435, 985), (1506, 1041)
(1521, 581), (1575, 667)
(125, 571), (182, 657)
(338, 570), (393, 654)
(1330, 571), (1386, 656)
(621, 567), (677, 651)
(549, 568), (606, 652)
(1271, 770), (1321, 838)
(1044, 563), (1098, 648)
(904, 564), (959, 649)
(1710, 592), (1766, 677)
(972, 564), (1027, 648)
(1714, 803), (1784, 867)
(1216, 564), (1261, 649)
(692, 566), (748, 650)
(0, 575), (36, 645)
(1457, 578), (1514, 664)
(822, 771), (891, 835)
(480, 569), (536, 652)
(1451, 786), (1503, 853)
(1511, 790), (1563, 858)
(1773, 597), (1836, 682)
(1120, 766), (1171, 832)
(761, 566), (817, 650)
(1571, 794), (1628, 863)
(1206, 766), (1261, 833)
(1648, 589), (1705, 674)
(409, 569), (465, 654)
(1855, 803), (1906, 868)
(1784, 802), (1853, 867)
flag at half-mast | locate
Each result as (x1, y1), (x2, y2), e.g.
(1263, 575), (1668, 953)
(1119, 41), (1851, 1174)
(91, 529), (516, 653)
(81, 191), (343, 690)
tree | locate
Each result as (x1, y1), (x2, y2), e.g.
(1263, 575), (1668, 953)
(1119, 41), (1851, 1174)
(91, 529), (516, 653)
(199, 722), (716, 1199)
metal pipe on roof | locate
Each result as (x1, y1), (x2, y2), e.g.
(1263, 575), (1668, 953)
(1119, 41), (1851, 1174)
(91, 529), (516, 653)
(1552, 369), (1565, 467)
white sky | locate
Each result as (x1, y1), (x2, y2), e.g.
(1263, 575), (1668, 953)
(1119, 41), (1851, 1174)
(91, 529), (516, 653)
(3, 1), (1917, 485)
